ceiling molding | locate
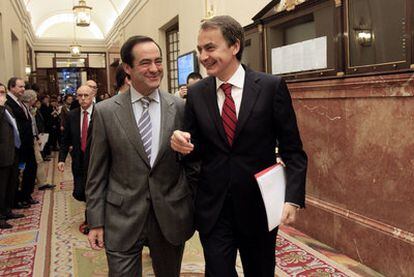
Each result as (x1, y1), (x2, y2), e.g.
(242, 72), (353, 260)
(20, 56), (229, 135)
(11, 0), (37, 46)
(104, 0), (149, 48)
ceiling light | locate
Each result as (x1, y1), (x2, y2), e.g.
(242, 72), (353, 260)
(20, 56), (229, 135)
(73, 0), (92, 27)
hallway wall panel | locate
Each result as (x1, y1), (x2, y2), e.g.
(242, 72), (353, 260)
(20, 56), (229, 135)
(289, 72), (414, 276)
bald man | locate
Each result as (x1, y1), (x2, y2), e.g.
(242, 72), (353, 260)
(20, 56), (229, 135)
(58, 85), (94, 232)
(86, 80), (99, 103)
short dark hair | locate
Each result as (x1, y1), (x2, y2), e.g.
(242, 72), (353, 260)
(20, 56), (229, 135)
(120, 35), (162, 67)
(7, 77), (24, 90)
(186, 72), (202, 84)
(115, 63), (130, 91)
(64, 94), (74, 101)
(201, 15), (245, 61)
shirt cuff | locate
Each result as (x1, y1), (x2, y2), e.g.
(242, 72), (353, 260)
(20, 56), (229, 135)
(285, 202), (301, 209)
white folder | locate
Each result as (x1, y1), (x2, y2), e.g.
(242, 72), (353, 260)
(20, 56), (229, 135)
(254, 164), (286, 231)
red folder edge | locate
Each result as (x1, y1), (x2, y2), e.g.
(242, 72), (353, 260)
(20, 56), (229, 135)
(254, 163), (283, 179)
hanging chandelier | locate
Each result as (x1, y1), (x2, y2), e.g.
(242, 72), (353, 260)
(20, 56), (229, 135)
(73, 0), (92, 27)
(70, 44), (82, 57)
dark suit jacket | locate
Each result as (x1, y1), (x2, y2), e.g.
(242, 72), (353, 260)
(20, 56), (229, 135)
(59, 107), (93, 185)
(184, 67), (307, 236)
(0, 106), (16, 167)
(6, 95), (33, 159)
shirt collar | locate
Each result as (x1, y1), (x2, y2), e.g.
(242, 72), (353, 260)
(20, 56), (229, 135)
(216, 63), (245, 91)
(130, 85), (160, 104)
(81, 104), (93, 114)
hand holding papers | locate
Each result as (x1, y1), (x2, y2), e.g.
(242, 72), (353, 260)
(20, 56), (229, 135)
(255, 163), (286, 231)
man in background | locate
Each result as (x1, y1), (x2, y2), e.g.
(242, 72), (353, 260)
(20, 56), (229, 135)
(6, 77), (38, 208)
(58, 85), (94, 233)
(175, 72), (202, 99)
(0, 83), (23, 228)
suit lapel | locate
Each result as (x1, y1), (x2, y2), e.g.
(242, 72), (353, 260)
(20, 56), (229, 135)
(203, 77), (228, 145)
(234, 69), (261, 142)
(114, 90), (150, 168)
(152, 92), (175, 168)
(73, 108), (81, 146)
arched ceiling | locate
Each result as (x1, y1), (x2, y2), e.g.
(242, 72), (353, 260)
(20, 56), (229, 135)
(23, 0), (132, 40)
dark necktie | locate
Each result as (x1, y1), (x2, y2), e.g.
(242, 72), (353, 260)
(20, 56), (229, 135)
(81, 110), (88, 152)
(220, 83), (237, 146)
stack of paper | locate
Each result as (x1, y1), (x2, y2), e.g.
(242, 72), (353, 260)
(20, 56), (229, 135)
(255, 164), (286, 231)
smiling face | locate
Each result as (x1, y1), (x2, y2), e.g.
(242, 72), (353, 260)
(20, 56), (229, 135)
(197, 27), (240, 81)
(123, 41), (163, 96)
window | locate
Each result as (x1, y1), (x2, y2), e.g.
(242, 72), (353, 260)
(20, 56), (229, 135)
(166, 23), (179, 93)
(264, 0), (339, 79)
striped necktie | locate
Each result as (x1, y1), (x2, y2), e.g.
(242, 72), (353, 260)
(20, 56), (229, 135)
(138, 97), (152, 161)
(220, 83), (237, 146)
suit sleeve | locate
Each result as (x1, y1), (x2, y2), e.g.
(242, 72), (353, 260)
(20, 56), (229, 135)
(182, 87), (202, 161)
(85, 107), (110, 229)
(273, 78), (308, 207)
(58, 113), (72, 163)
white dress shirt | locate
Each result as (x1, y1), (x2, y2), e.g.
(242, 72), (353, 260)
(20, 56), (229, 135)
(130, 86), (161, 166)
(216, 63), (245, 117)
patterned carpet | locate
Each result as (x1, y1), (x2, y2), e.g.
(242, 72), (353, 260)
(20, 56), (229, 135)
(0, 154), (383, 277)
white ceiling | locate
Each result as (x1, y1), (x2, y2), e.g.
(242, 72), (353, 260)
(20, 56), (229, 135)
(23, 0), (132, 40)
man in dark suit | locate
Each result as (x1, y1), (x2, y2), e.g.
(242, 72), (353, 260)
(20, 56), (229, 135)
(86, 36), (195, 277)
(58, 85), (94, 204)
(6, 77), (38, 208)
(0, 83), (24, 228)
(171, 16), (307, 276)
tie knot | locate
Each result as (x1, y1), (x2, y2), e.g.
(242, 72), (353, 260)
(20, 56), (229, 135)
(140, 97), (151, 108)
(83, 110), (88, 115)
(220, 83), (232, 96)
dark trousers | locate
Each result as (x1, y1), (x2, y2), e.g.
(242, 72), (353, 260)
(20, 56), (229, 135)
(105, 206), (184, 277)
(0, 153), (19, 217)
(20, 146), (37, 201)
(200, 196), (278, 277)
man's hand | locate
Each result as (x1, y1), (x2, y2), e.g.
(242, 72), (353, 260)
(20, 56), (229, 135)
(170, 130), (194, 155)
(0, 93), (6, 106)
(57, 162), (65, 172)
(88, 227), (104, 250)
(178, 86), (188, 98)
(280, 203), (299, 225)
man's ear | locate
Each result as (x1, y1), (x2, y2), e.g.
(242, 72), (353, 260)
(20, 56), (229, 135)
(232, 39), (241, 57)
(123, 63), (132, 76)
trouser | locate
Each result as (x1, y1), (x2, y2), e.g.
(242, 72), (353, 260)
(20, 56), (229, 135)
(200, 196), (278, 277)
(20, 146), (37, 201)
(0, 153), (19, 216)
(105, 206), (184, 277)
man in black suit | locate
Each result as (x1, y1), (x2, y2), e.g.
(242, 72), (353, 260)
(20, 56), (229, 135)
(58, 85), (94, 232)
(171, 16), (307, 276)
(0, 83), (24, 228)
(6, 77), (38, 208)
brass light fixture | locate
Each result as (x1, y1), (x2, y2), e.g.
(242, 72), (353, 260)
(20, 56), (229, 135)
(70, 44), (81, 57)
(73, 0), (92, 27)
(355, 29), (373, 47)
(70, 17), (81, 57)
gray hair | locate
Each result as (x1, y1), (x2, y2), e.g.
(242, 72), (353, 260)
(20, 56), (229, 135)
(22, 89), (38, 103)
